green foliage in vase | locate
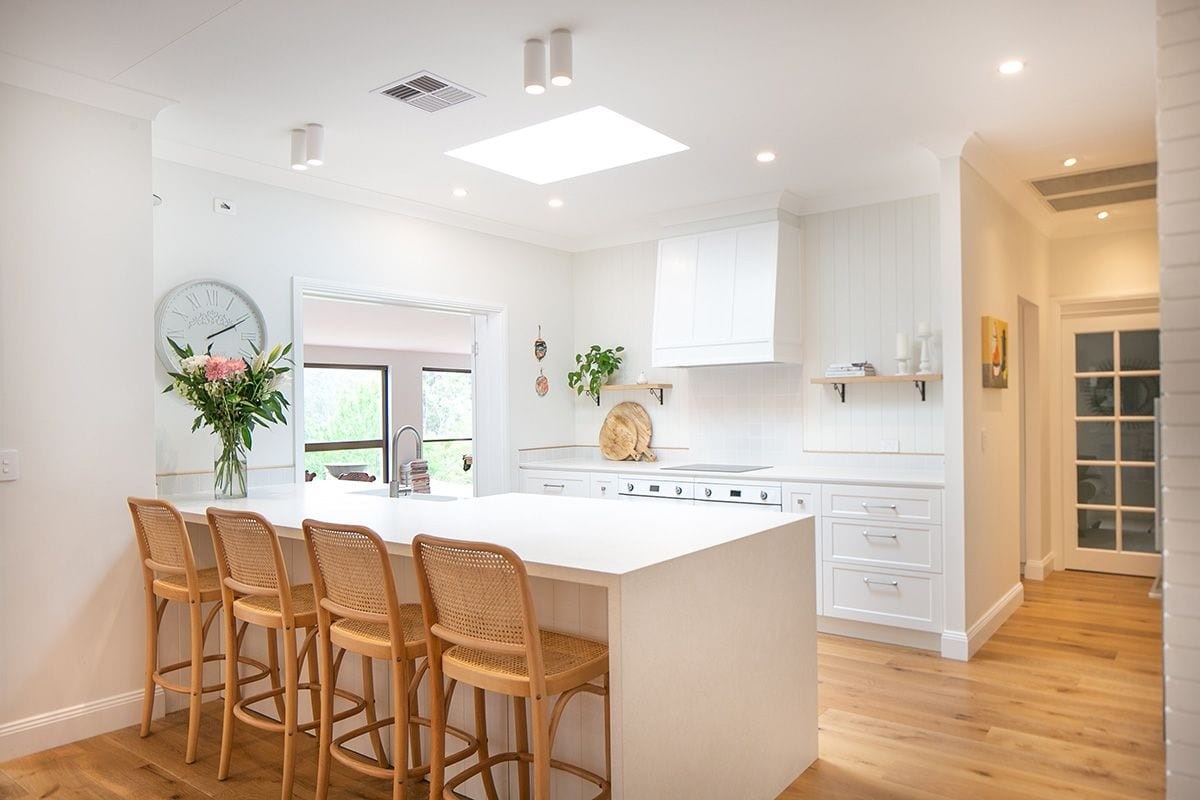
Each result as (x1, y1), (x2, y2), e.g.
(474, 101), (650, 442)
(567, 345), (625, 400)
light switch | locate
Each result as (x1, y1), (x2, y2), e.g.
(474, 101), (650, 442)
(0, 449), (18, 481)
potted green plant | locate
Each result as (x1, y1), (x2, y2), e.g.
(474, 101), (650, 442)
(567, 345), (625, 401)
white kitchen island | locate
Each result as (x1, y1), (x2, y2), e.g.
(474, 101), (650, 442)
(166, 482), (817, 800)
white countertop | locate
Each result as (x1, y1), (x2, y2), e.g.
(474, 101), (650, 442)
(519, 457), (945, 488)
(165, 481), (810, 585)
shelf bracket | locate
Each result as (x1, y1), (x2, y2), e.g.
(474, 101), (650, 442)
(649, 387), (665, 405)
(914, 379), (927, 402)
(589, 391), (600, 407)
(831, 382), (846, 403)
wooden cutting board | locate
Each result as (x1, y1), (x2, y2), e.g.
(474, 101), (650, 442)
(601, 402), (656, 461)
(599, 414), (638, 461)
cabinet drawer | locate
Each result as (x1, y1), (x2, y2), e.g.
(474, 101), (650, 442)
(823, 564), (943, 632)
(824, 519), (942, 572)
(823, 484), (941, 523)
(783, 482), (819, 516)
(518, 470), (588, 498)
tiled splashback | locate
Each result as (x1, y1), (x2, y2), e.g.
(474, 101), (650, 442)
(686, 363), (805, 464)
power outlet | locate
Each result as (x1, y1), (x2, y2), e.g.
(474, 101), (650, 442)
(213, 198), (237, 215)
(0, 449), (18, 481)
(879, 439), (901, 453)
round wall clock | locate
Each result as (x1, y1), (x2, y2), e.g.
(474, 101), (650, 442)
(154, 278), (267, 369)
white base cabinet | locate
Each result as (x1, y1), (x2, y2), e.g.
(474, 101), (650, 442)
(518, 469), (588, 498)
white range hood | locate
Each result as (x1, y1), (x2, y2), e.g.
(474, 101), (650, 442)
(651, 214), (802, 367)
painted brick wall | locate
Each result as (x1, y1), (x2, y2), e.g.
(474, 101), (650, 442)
(1158, 1), (1200, 797)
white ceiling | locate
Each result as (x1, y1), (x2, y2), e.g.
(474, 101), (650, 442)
(0, 0), (1158, 248)
(303, 297), (474, 354)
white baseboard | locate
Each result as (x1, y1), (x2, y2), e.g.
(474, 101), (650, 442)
(817, 616), (942, 652)
(0, 687), (164, 762)
(941, 582), (1024, 661)
(1023, 551), (1057, 581)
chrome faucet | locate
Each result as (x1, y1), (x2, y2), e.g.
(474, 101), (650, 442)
(389, 425), (423, 498)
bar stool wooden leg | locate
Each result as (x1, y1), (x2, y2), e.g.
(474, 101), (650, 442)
(185, 597), (205, 764)
(474, 688), (500, 800)
(514, 696), (531, 800)
(305, 626), (322, 724)
(140, 587), (158, 738)
(266, 628), (285, 720)
(407, 663), (423, 773)
(314, 617), (335, 800)
(428, 640), (446, 800)
(389, 653), (412, 800)
(360, 656), (388, 768)
(218, 600), (239, 781)
(281, 626), (300, 800)
(530, 696), (551, 800)
(603, 673), (612, 787)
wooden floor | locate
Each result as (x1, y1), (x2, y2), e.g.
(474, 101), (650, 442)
(0, 571), (1163, 799)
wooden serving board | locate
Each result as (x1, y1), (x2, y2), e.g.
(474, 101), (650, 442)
(601, 402), (656, 461)
(599, 414), (638, 460)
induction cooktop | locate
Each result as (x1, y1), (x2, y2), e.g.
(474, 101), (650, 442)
(660, 464), (770, 473)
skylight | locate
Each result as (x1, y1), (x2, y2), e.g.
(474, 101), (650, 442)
(445, 106), (689, 185)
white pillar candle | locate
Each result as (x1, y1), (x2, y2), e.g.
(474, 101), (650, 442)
(917, 320), (930, 337)
(895, 332), (910, 359)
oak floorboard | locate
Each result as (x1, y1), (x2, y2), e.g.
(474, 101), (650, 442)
(0, 571), (1163, 799)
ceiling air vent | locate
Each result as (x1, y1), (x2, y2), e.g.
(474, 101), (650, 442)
(374, 71), (481, 113)
(1029, 162), (1157, 212)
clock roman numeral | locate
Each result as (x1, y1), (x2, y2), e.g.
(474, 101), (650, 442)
(186, 293), (200, 309)
(166, 329), (184, 339)
(226, 297), (235, 311)
(206, 288), (220, 306)
(241, 331), (257, 341)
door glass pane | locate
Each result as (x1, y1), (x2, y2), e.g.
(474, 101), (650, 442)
(1123, 511), (1157, 553)
(1078, 508), (1116, 550)
(1120, 422), (1155, 462)
(1120, 375), (1159, 416)
(1077, 465), (1115, 505)
(1076, 377), (1114, 416)
(424, 440), (473, 492)
(1121, 466), (1156, 509)
(1077, 422), (1114, 461)
(1075, 332), (1113, 372)
(1120, 330), (1159, 371)
(422, 371), (473, 439)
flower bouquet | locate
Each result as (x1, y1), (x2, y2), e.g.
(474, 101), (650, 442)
(163, 339), (293, 499)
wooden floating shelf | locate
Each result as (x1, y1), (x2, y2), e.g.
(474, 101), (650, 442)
(811, 374), (943, 403)
(589, 383), (673, 406)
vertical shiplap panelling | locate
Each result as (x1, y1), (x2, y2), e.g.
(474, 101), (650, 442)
(802, 195), (943, 454)
(1158, 2), (1200, 797)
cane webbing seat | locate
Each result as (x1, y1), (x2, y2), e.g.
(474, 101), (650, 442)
(233, 583), (318, 628)
(443, 629), (608, 697)
(329, 610), (424, 660)
(152, 566), (221, 603)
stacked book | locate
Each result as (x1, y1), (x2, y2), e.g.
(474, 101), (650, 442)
(825, 361), (876, 378)
(401, 459), (431, 494)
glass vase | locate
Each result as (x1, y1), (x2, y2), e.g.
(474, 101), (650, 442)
(214, 432), (248, 500)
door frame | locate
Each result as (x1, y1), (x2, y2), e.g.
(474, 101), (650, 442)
(1018, 297), (1045, 577)
(1057, 296), (1160, 576)
(290, 277), (509, 497)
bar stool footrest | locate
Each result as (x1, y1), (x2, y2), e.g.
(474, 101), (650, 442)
(443, 751), (610, 800)
(233, 682), (366, 734)
(153, 653), (272, 696)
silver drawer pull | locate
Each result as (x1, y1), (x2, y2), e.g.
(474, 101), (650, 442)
(861, 531), (899, 540)
(543, 483), (565, 490)
(863, 577), (900, 587)
(861, 502), (898, 511)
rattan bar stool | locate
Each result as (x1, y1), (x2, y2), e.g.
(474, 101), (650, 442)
(206, 508), (368, 799)
(128, 498), (272, 764)
(412, 534), (612, 800)
(302, 520), (487, 800)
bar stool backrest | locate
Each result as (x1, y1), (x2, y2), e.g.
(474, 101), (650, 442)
(206, 508), (296, 620)
(303, 519), (402, 637)
(411, 535), (546, 682)
(128, 497), (196, 579)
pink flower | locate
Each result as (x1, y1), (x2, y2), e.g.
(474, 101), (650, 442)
(205, 356), (248, 381)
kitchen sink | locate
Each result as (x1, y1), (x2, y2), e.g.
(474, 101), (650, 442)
(349, 487), (460, 502)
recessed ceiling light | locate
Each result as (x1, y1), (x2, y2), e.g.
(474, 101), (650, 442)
(1063, 157), (1078, 168)
(997, 59), (1025, 75)
(756, 151), (776, 163)
(1097, 210), (1110, 220)
(548, 198), (564, 208)
(445, 106), (689, 184)
(452, 187), (468, 198)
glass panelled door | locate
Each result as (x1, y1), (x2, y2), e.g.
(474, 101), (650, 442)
(1063, 312), (1161, 575)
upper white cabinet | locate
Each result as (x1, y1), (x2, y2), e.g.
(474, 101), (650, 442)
(652, 219), (802, 367)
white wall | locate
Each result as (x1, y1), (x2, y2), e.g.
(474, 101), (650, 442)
(570, 197), (945, 469)
(957, 158), (1051, 631)
(1050, 228), (1161, 300)
(0, 83), (156, 757)
(303, 344), (472, 466)
(151, 159), (576, 491)
(1157, 1), (1200, 795)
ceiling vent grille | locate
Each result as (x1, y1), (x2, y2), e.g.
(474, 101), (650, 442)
(374, 71), (481, 113)
(1029, 162), (1157, 212)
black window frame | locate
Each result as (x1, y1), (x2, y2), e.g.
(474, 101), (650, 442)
(421, 367), (473, 466)
(303, 362), (390, 480)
